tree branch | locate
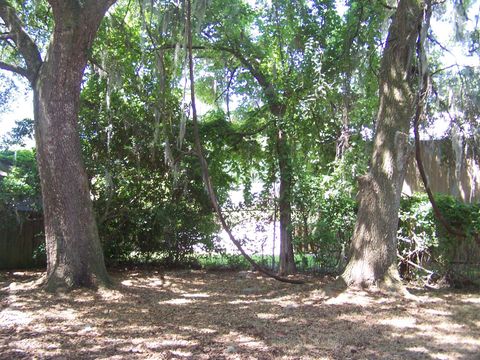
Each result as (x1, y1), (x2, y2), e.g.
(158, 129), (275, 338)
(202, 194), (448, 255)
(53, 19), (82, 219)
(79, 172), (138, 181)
(0, 0), (42, 83)
(0, 32), (12, 40)
(158, 42), (284, 115)
(186, 0), (304, 284)
(413, 1), (477, 243)
(0, 60), (29, 78)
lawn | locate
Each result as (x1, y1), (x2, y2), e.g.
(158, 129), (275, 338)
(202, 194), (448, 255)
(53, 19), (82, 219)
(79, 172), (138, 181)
(1, 269), (479, 359)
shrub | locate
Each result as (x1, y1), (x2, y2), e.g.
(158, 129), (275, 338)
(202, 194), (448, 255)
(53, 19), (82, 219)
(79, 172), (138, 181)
(398, 193), (480, 286)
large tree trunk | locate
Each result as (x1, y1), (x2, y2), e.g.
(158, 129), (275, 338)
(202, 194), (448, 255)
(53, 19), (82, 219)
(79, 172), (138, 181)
(32, 1), (115, 291)
(342, 0), (424, 287)
(276, 127), (296, 275)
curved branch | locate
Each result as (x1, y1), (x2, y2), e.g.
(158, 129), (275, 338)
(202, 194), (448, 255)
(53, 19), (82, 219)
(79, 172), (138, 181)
(0, 1), (42, 78)
(158, 42), (285, 115)
(186, 0), (304, 285)
(0, 0), (42, 83)
(413, 1), (474, 242)
(0, 60), (29, 78)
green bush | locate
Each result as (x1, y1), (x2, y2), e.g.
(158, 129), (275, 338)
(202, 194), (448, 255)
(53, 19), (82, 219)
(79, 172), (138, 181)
(398, 193), (480, 285)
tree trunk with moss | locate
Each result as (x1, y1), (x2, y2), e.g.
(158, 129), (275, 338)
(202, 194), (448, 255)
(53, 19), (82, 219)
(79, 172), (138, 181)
(342, 0), (424, 287)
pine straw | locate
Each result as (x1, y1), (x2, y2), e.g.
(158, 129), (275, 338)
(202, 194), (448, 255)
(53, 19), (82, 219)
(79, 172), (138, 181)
(0, 269), (479, 359)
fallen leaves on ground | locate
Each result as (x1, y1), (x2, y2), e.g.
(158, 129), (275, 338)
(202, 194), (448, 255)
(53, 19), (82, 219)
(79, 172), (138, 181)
(0, 269), (479, 359)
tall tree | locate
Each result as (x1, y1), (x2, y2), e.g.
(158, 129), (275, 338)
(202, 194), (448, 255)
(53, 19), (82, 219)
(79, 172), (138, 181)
(341, 0), (426, 287)
(192, 0), (347, 275)
(0, 0), (116, 290)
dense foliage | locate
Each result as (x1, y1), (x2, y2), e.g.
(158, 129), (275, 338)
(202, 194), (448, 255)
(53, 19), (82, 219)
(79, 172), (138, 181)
(399, 193), (480, 285)
(0, 0), (479, 286)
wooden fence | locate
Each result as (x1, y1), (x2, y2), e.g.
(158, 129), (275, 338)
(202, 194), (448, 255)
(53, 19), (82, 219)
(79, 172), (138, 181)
(0, 213), (45, 269)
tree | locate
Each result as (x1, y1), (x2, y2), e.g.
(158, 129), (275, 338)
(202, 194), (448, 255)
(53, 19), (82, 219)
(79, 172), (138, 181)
(78, 3), (221, 265)
(341, 0), (426, 287)
(190, 0), (349, 275)
(0, 0), (116, 290)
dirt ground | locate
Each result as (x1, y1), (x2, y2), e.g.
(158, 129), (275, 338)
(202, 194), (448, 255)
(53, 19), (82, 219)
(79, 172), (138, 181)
(0, 270), (479, 360)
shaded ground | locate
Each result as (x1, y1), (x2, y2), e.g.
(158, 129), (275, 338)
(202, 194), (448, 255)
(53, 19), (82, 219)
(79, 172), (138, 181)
(0, 270), (479, 359)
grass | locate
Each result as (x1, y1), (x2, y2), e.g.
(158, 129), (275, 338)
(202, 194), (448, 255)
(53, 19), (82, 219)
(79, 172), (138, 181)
(195, 253), (341, 274)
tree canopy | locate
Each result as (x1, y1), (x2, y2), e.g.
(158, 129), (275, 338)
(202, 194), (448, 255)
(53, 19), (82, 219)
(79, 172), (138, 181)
(0, 0), (479, 289)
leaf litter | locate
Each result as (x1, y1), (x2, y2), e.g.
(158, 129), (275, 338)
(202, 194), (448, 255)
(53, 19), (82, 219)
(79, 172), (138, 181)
(0, 269), (479, 359)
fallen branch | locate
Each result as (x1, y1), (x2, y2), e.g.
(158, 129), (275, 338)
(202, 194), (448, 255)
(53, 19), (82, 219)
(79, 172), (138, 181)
(397, 254), (434, 275)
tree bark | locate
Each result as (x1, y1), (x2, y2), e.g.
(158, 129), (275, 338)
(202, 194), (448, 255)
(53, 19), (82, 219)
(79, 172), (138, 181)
(35, 1), (116, 291)
(0, 0), (115, 290)
(341, 0), (424, 287)
(276, 126), (296, 275)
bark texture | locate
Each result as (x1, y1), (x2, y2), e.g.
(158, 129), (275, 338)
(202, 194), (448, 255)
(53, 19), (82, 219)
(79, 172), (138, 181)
(231, 48), (297, 275)
(0, 0), (116, 291)
(37, 1), (115, 291)
(276, 126), (296, 276)
(342, 0), (424, 287)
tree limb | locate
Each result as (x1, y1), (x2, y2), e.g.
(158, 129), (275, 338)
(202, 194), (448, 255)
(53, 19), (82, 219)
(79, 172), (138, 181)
(0, 0), (42, 83)
(158, 42), (284, 115)
(186, 0), (304, 284)
(0, 32), (12, 40)
(413, 1), (477, 243)
(0, 60), (29, 78)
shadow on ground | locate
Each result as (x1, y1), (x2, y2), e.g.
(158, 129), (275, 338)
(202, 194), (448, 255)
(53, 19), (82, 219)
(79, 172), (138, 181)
(1, 269), (479, 359)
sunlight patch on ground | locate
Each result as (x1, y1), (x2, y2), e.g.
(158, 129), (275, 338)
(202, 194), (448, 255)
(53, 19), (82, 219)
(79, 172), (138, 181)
(228, 299), (256, 305)
(9, 338), (46, 352)
(256, 312), (277, 320)
(158, 297), (194, 305)
(423, 308), (451, 317)
(120, 279), (134, 286)
(324, 291), (372, 306)
(145, 277), (165, 287)
(0, 309), (33, 326)
(182, 292), (210, 298)
(406, 346), (429, 354)
(379, 316), (417, 329)
(170, 349), (193, 357)
(422, 330), (480, 347)
(276, 316), (296, 324)
(461, 296), (480, 304)
(97, 288), (124, 301)
(181, 325), (217, 334)
(216, 331), (268, 351)
(78, 325), (100, 336)
(45, 308), (77, 321)
(150, 339), (197, 348)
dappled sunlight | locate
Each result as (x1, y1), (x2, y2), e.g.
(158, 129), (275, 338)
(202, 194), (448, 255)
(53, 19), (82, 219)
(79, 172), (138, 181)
(0, 308), (33, 326)
(158, 297), (194, 305)
(1, 270), (479, 359)
(215, 330), (269, 351)
(256, 312), (278, 320)
(379, 316), (417, 329)
(182, 292), (210, 298)
(180, 325), (217, 334)
(324, 290), (373, 306)
(97, 288), (124, 301)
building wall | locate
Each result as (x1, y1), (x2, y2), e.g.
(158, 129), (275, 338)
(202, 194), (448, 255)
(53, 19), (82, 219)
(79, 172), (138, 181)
(403, 139), (480, 203)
